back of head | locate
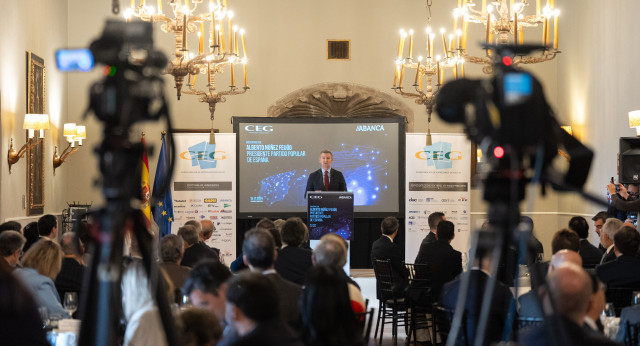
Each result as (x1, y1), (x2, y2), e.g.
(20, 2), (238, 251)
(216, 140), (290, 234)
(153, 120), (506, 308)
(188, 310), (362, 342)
(428, 212), (445, 230)
(183, 260), (232, 296)
(436, 220), (455, 241)
(549, 249), (582, 271)
(179, 307), (223, 346)
(0, 231), (26, 257)
(381, 216), (399, 236)
(21, 240), (63, 280)
(313, 233), (347, 267)
(273, 219), (286, 231)
(592, 211), (611, 223)
(226, 271), (278, 322)
(256, 218), (275, 231)
(613, 225), (640, 256)
(266, 228), (282, 248)
(37, 214), (57, 237)
(603, 218), (623, 239)
(200, 220), (214, 239)
(281, 217), (307, 247)
(0, 221), (22, 234)
(178, 225), (199, 246)
(551, 229), (580, 254)
(160, 234), (183, 264)
(59, 232), (80, 256)
(520, 216), (534, 232)
(547, 264), (591, 323)
(184, 220), (202, 237)
(300, 265), (359, 345)
(22, 222), (39, 253)
(242, 228), (275, 270)
(568, 216), (589, 239)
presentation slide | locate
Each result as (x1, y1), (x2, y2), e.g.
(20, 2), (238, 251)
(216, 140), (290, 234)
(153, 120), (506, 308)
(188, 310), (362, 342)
(234, 117), (404, 216)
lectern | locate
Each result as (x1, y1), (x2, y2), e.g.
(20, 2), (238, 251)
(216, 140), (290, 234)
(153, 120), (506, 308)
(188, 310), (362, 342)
(307, 191), (354, 241)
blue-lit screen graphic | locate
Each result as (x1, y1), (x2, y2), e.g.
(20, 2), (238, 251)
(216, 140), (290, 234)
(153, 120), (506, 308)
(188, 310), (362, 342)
(236, 120), (401, 215)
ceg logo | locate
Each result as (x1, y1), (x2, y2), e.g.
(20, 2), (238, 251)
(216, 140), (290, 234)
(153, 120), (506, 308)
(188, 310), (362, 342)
(244, 125), (273, 133)
(414, 150), (462, 160)
(180, 150), (227, 160)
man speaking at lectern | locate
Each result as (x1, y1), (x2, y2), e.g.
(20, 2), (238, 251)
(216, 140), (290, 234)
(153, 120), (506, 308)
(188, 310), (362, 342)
(305, 150), (347, 196)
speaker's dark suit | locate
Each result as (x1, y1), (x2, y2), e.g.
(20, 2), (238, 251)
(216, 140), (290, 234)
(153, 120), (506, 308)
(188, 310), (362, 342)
(371, 235), (408, 295)
(441, 269), (515, 345)
(596, 254), (640, 286)
(304, 168), (347, 197)
(579, 239), (604, 267)
(414, 239), (462, 298)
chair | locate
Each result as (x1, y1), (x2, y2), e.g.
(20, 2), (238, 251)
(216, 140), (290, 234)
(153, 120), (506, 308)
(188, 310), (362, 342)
(625, 321), (640, 346)
(405, 263), (435, 344)
(355, 308), (375, 345)
(606, 287), (640, 316)
(372, 259), (408, 345)
(517, 316), (544, 329)
(433, 304), (469, 346)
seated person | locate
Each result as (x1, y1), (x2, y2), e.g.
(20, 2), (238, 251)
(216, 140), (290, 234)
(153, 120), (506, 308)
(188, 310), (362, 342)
(179, 307), (223, 346)
(178, 225), (219, 268)
(371, 216), (408, 297)
(54, 232), (86, 301)
(596, 225), (640, 286)
(0, 231), (26, 269)
(568, 216), (603, 268)
(274, 218), (313, 285)
(158, 234), (191, 302)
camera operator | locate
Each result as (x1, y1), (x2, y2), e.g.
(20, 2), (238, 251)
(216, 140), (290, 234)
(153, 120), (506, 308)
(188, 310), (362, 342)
(607, 182), (640, 214)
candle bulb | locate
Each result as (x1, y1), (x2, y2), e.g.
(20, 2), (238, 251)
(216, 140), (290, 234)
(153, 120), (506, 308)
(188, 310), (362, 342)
(243, 59), (247, 87)
(510, 0), (514, 16)
(461, 60), (465, 78)
(440, 29), (447, 58)
(241, 30), (247, 57)
(426, 29), (431, 59)
(457, 30), (462, 51)
(131, 0), (135, 8)
(199, 23), (204, 54)
(396, 31), (404, 59)
(436, 61), (440, 85)
(553, 10), (559, 50)
(536, 0), (541, 16)
(193, 73), (197, 86)
(228, 11), (234, 54)
(462, 15), (468, 50)
(234, 26), (238, 55)
(453, 13), (458, 39)
(398, 65), (405, 88)
(219, 19), (225, 51)
(182, 13), (188, 51)
(482, 0), (486, 14)
(230, 64), (235, 87)
(453, 64), (457, 80)
(486, 14), (491, 44)
(439, 64), (444, 85)
(449, 34), (455, 56)
(141, 0), (146, 7)
(408, 30), (414, 59)
(393, 64), (399, 87)
(519, 28), (524, 44)
(157, 0), (162, 13)
(414, 62), (421, 85)
(211, 11), (216, 51)
(429, 34), (434, 58)
(223, 0), (227, 8)
(542, 16), (548, 47)
(513, 13), (518, 45)
(399, 32), (406, 59)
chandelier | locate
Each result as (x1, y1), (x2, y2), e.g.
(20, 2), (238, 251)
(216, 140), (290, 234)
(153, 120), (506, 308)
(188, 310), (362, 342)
(454, 0), (560, 73)
(393, 0), (458, 145)
(125, 0), (249, 143)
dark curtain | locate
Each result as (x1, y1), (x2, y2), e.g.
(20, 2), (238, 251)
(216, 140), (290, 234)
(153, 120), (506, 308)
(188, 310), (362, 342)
(236, 217), (406, 269)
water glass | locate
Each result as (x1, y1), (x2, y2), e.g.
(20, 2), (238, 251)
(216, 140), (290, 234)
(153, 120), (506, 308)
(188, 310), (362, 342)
(634, 291), (640, 305)
(64, 292), (78, 317)
(38, 307), (50, 330)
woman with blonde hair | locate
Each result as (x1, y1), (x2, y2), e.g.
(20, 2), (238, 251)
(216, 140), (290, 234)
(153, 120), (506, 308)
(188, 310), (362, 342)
(14, 239), (69, 318)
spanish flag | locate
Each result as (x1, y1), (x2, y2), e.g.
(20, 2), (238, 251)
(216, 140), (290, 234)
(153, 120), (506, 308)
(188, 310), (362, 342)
(141, 133), (152, 230)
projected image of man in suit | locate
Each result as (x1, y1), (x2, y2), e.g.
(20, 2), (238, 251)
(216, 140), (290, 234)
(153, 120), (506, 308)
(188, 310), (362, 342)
(305, 150), (347, 195)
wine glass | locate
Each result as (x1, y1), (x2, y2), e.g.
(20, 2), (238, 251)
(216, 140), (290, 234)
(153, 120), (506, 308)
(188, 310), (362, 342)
(634, 291), (640, 306)
(63, 292), (78, 317)
(38, 307), (50, 330)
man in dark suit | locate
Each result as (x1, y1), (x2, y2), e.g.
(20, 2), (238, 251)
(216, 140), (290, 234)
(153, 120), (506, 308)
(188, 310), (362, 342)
(304, 150), (347, 197)
(371, 216), (408, 296)
(568, 216), (603, 268)
(596, 225), (640, 286)
(179, 225), (219, 268)
(54, 232), (85, 301)
(519, 264), (618, 346)
(274, 218), (313, 285)
(599, 217), (623, 264)
(592, 211), (611, 253)
(183, 260), (232, 327)
(414, 220), (461, 298)
(441, 234), (515, 345)
(243, 228), (301, 328)
(421, 212), (445, 246)
(220, 271), (302, 346)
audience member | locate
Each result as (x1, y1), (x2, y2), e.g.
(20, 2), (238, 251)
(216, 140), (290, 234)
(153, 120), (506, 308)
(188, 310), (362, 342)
(183, 260), (232, 326)
(313, 233), (365, 312)
(568, 216), (602, 267)
(299, 265), (363, 346)
(422, 212), (445, 245)
(22, 222), (39, 253)
(617, 296), (640, 342)
(519, 250), (583, 319)
(0, 260), (49, 346)
(274, 217), (313, 285)
(220, 271), (302, 346)
(273, 219), (286, 232)
(0, 230), (26, 269)
(121, 259), (169, 346)
(596, 225), (640, 286)
(414, 220), (462, 298)
(54, 232), (85, 301)
(584, 273), (606, 333)
(256, 217), (276, 231)
(371, 216), (409, 297)
(552, 229), (580, 254)
(230, 219), (281, 273)
(37, 214), (58, 241)
(519, 264), (618, 346)
(186, 220), (221, 259)
(243, 228), (301, 327)
(441, 232), (515, 345)
(179, 307), (223, 346)
(592, 211), (610, 253)
(14, 240), (69, 318)
(199, 220), (223, 262)
(521, 216), (544, 264)
(179, 225), (219, 267)
(159, 234), (191, 302)
(600, 218), (623, 264)
(0, 221), (22, 234)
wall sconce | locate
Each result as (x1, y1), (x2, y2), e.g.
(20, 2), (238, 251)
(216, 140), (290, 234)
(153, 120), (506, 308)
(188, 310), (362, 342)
(53, 123), (86, 174)
(629, 110), (640, 136)
(7, 113), (49, 173)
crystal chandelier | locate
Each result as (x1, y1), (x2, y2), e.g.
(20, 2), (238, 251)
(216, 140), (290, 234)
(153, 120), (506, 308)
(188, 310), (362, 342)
(125, 0), (249, 143)
(454, 0), (560, 73)
(393, 0), (458, 145)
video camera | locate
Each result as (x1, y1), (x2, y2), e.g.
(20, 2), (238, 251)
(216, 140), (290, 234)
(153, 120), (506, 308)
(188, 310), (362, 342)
(435, 45), (592, 194)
